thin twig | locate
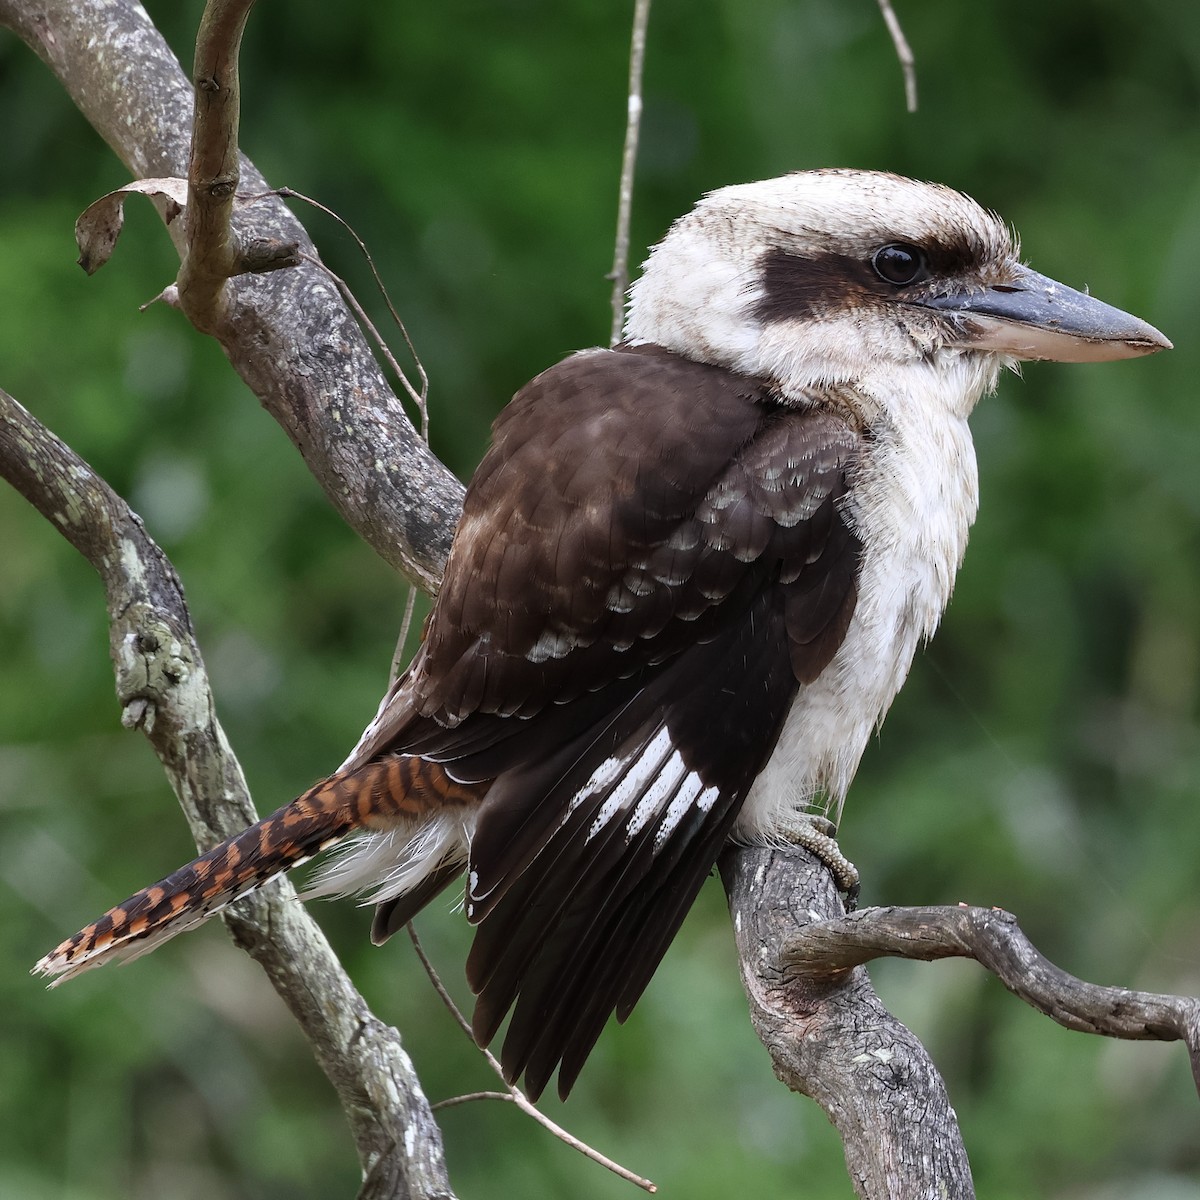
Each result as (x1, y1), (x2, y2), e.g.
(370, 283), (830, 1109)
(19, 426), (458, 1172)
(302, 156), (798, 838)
(390, 586), (421, 686)
(300, 251), (430, 433)
(432, 1091), (514, 1112)
(406, 925), (475, 1035)
(608, 0), (652, 346)
(278, 187), (430, 438)
(177, 0), (257, 330)
(406, 926), (658, 1193)
(875, 0), (917, 113)
(271, 194), (431, 685)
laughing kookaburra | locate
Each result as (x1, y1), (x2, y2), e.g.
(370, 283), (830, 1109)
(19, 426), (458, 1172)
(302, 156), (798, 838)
(36, 170), (1170, 1100)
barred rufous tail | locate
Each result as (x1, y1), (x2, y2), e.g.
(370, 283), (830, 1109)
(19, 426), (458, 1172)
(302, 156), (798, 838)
(33, 756), (469, 985)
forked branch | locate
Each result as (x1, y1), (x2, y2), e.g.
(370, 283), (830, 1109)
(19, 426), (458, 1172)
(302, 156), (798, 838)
(721, 844), (975, 1199)
(0, 0), (462, 593)
(784, 899), (1200, 1090)
(722, 841), (1200, 1199)
(1, 3), (1194, 1200)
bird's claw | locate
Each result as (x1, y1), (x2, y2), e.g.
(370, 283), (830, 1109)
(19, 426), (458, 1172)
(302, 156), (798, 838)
(782, 816), (860, 911)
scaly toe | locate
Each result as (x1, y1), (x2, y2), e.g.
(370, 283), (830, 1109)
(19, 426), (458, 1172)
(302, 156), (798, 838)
(781, 817), (859, 908)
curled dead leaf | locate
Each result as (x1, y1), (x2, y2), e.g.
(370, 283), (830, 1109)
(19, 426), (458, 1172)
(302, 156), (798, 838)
(75, 178), (189, 275)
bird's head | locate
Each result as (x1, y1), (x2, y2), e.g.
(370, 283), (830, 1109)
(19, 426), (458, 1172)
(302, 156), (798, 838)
(625, 170), (1170, 415)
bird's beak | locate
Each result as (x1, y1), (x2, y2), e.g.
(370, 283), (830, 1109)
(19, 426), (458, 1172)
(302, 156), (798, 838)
(922, 264), (1172, 363)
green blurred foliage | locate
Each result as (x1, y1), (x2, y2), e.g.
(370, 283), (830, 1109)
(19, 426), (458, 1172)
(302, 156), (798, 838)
(0, 1), (1197, 1197)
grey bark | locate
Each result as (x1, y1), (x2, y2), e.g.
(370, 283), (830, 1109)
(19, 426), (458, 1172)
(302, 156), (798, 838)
(721, 842), (1200, 1199)
(721, 845), (976, 1199)
(0, 0), (458, 1193)
(0, 0), (462, 594)
(0, 388), (454, 1200)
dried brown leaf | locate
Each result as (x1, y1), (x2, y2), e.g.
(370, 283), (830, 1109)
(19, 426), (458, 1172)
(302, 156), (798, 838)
(75, 177), (189, 274)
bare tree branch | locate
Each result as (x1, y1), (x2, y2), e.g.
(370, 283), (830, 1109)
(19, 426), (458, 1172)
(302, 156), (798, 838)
(722, 839), (1200, 1198)
(0, 388), (250, 845)
(782, 901), (1200, 1090)
(178, 0), (299, 328)
(406, 928), (658, 1194)
(721, 844), (976, 1200)
(432, 1091), (515, 1111)
(2, 1), (1193, 1196)
(279, 187), (431, 435)
(0, 387), (454, 1199)
(0, 0), (462, 595)
(0, 1), (462, 1192)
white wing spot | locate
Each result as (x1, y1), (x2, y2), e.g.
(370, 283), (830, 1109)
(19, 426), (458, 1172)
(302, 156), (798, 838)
(586, 728), (674, 842)
(625, 751), (687, 838)
(568, 753), (625, 814)
(654, 771), (705, 851)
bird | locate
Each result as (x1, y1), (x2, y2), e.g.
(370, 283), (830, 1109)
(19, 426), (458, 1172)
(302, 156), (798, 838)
(35, 169), (1170, 1100)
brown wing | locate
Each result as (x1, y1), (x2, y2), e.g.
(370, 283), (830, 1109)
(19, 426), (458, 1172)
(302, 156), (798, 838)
(373, 344), (862, 1098)
(411, 343), (858, 724)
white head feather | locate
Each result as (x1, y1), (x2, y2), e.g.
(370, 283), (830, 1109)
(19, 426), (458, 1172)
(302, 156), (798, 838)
(625, 169), (1018, 412)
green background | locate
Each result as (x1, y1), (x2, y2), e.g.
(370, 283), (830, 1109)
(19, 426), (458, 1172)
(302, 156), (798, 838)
(1, 1), (1198, 1197)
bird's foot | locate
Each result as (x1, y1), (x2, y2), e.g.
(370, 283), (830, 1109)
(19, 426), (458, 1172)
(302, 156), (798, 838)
(780, 815), (860, 910)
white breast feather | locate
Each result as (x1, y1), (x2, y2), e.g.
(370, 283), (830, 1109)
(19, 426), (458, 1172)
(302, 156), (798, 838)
(735, 353), (992, 838)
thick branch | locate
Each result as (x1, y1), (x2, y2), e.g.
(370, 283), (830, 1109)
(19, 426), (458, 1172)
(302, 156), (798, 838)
(5, 2), (1192, 1196)
(723, 840), (1200, 1197)
(720, 844), (975, 1200)
(0, 389), (455, 1200)
(0, 388), (249, 838)
(0, 0), (462, 595)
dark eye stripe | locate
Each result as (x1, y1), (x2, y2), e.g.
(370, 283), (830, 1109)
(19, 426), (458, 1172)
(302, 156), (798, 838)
(753, 238), (989, 325)
(752, 249), (880, 323)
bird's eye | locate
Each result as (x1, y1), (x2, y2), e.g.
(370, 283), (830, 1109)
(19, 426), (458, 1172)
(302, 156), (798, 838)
(871, 243), (928, 286)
